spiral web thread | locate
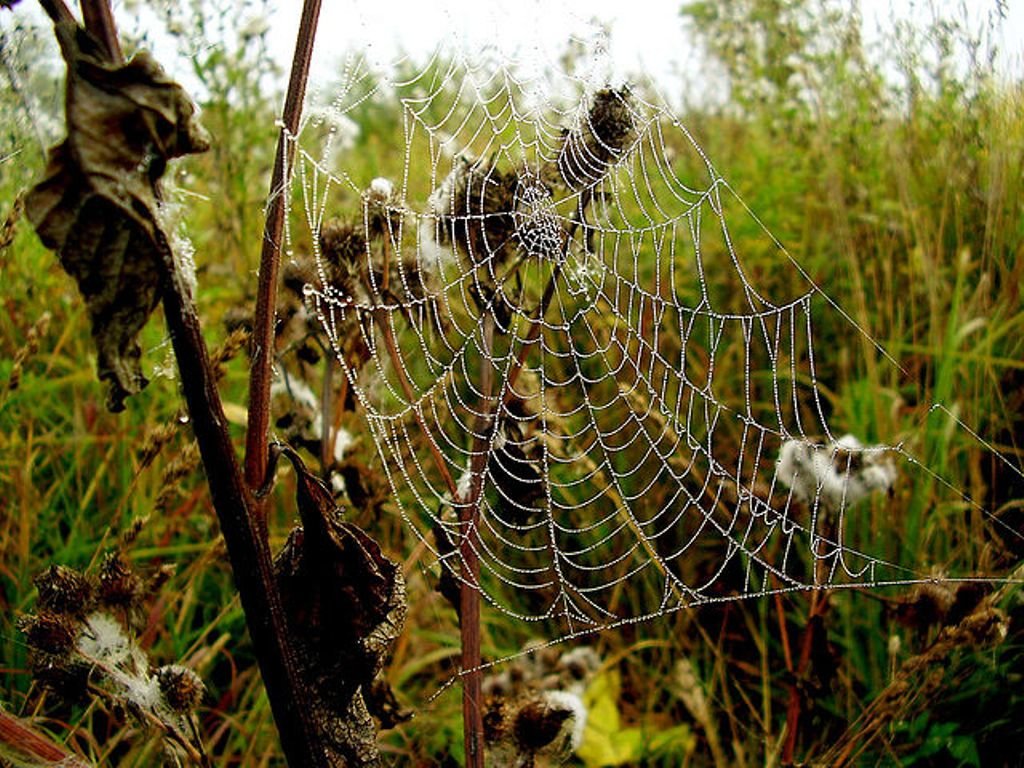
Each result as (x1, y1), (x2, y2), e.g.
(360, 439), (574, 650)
(286, 43), (1023, 667)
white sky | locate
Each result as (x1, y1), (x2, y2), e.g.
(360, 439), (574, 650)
(3, 1), (1021, 107)
(260, 0), (1024, 102)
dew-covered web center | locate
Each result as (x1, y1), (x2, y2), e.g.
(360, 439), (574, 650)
(512, 172), (563, 262)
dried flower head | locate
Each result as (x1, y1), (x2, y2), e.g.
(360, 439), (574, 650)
(485, 689), (587, 766)
(365, 177), (402, 240)
(17, 611), (80, 657)
(512, 693), (578, 753)
(319, 218), (367, 299)
(429, 156), (519, 267)
(34, 564), (94, 616)
(156, 664), (206, 713)
(98, 550), (143, 611)
(556, 646), (601, 688)
(557, 87), (636, 191)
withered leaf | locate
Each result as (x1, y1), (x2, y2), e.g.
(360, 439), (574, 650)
(273, 446), (406, 766)
(24, 23), (209, 411)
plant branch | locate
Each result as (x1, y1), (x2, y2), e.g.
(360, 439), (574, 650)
(376, 309), (459, 498)
(157, 239), (330, 767)
(60, 5), (334, 764)
(245, 0), (322, 493)
(37, 0), (75, 25)
(78, 0), (120, 61)
(459, 313), (495, 768)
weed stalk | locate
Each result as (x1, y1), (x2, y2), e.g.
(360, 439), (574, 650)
(35, 1), (336, 764)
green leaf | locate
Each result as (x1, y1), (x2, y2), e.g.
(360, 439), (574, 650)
(576, 671), (695, 766)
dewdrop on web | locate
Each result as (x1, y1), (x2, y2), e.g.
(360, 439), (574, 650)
(776, 434), (897, 511)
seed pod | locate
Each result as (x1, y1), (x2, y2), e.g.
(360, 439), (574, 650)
(320, 219), (367, 299)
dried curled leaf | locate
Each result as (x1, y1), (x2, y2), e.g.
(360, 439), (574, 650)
(273, 446), (407, 767)
(24, 23), (209, 411)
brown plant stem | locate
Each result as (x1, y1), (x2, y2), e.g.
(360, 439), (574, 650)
(158, 237), (330, 767)
(63, 4), (334, 765)
(78, 0), (120, 61)
(0, 707), (91, 768)
(245, 0), (322, 494)
(460, 313), (495, 768)
(37, 0), (75, 25)
(781, 521), (835, 766)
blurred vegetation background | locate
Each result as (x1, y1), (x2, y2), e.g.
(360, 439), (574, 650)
(1, 0), (1022, 765)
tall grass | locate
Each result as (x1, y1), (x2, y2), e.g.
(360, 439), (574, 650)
(0, 1), (1021, 764)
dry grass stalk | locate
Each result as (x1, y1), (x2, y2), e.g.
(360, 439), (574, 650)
(817, 593), (1010, 767)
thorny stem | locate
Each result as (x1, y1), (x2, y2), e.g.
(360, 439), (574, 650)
(245, 0), (322, 495)
(61, 3), (334, 765)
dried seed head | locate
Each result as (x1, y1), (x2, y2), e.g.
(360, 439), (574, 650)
(365, 177), (402, 240)
(147, 563), (177, 596)
(7, 311), (51, 392)
(432, 158), (519, 266)
(483, 695), (509, 745)
(34, 565), (94, 616)
(157, 442), (201, 514)
(0, 191), (23, 252)
(321, 220), (366, 269)
(209, 326), (251, 378)
(139, 423), (178, 471)
(557, 646), (601, 683)
(319, 219), (368, 301)
(156, 664), (206, 713)
(557, 87), (636, 190)
(18, 611), (81, 657)
(121, 517), (147, 546)
(34, 659), (90, 702)
(281, 258), (316, 299)
(511, 693), (577, 753)
(98, 551), (142, 610)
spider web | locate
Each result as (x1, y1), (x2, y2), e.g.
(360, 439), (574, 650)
(285, 40), (1022, 652)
